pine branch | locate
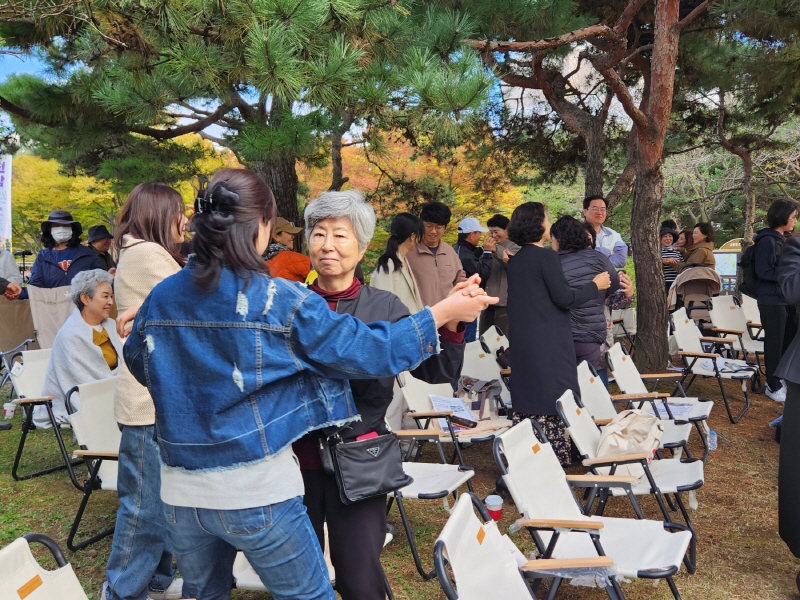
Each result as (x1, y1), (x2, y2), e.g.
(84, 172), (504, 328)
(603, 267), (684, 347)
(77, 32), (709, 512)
(676, 0), (721, 32)
(463, 24), (616, 53)
(129, 104), (232, 140)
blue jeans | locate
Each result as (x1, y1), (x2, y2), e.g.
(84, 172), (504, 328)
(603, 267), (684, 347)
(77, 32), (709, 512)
(105, 425), (176, 600)
(164, 497), (334, 600)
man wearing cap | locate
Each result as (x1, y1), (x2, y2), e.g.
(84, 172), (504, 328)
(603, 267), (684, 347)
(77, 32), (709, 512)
(455, 217), (496, 341)
(18, 210), (104, 299)
(88, 225), (117, 273)
(405, 201), (466, 308)
(263, 217), (312, 283)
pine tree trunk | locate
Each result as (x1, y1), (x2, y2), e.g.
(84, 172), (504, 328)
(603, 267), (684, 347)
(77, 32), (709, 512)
(741, 152), (756, 246)
(584, 127), (606, 198)
(329, 129), (349, 192)
(255, 156), (300, 224)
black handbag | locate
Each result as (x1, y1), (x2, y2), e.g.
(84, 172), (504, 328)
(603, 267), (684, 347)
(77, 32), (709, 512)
(318, 432), (413, 505)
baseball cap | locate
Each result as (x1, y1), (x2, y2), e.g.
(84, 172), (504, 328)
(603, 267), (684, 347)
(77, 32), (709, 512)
(458, 218), (488, 234)
(274, 217), (303, 235)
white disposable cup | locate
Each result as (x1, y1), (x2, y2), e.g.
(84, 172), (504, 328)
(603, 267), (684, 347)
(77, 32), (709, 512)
(3, 402), (16, 419)
(485, 494), (503, 521)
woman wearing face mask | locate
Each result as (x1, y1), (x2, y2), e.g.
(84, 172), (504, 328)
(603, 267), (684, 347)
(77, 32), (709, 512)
(18, 210), (105, 299)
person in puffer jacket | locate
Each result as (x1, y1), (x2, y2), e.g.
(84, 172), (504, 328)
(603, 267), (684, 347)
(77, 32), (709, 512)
(551, 215), (620, 379)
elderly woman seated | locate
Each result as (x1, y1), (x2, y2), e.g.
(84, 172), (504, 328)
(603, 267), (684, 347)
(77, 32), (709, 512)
(33, 269), (122, 428)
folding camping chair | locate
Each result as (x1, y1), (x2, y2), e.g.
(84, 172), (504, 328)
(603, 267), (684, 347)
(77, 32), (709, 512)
(671, 307), (758, 423)
(433, 493), (623, 600)
(64, 376), (121, 551)
(8, 348), (83, 485)
(233, 526), (397, 599)
(611, 308), (637, 353)
(576, 361), (694, 460)
(605, 343), (713, 460)
(556, 390), (702, 572)
(494, 419), (693, 600)
(740, 293), (761, 325)
(707, 295), (765, 377)
(0, 534), (89, 600)
(461, 341), (511, 409)
(0, 337), (35, 392)
(479, 325), (508, 355)
(399, 373), (511, 462)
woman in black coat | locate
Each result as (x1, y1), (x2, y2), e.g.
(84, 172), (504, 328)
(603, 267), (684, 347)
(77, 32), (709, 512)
(506, 203), (610, 464)
(774, 233), (800, 592)
(551, 216), (620, 377)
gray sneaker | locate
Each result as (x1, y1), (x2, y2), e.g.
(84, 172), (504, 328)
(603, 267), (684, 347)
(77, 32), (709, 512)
(766, 384), (787, 403)
(148, 578), (184, 600)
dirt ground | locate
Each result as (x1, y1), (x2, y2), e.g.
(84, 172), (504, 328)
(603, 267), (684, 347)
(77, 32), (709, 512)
(0, 376), (796, 600)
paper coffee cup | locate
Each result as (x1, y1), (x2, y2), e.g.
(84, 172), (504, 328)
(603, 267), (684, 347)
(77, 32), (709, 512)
(485, 494), (503, 521)
(3, 402), (15, 419)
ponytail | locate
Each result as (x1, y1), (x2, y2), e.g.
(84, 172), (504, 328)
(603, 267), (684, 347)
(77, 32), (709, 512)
(375, 213), (424, 274)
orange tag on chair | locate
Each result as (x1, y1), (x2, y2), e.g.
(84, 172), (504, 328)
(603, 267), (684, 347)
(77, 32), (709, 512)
(685, 319), (689, 324)
(18, 575), (42, 599)
(589, 377), (595, 383)
(622, 356), (627, 361)
(532, 444), (541, 454)
(576, 408), (581, 416)
(479, 353), (486, 358)
(730, 306), (736, 310)
(476, 527), (486, 545)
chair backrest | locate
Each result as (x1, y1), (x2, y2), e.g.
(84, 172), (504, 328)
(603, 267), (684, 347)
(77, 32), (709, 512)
(480, 326), (509, 355)
(69, 377), (121, 489)
(707, 296), (761, 353)
(400, 374), (454, 414)
(611, 308), (637, 338)
(461, 341), (511, 406)
(605, 343), (648, 394)
(26, 285), (73, 349)
(740, 294), (760, 323)
(556, 390), (601, 461)
(495, 419), (586, 521)
(0, 537), (87, 600)
(670, 307), (704, 354)
(9, 348), (52, 399)
(436, 493), (533, 600)
(576, 361), (617, 420)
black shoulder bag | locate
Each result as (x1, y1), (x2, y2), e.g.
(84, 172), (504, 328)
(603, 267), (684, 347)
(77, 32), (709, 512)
(318, 431), (413, 505)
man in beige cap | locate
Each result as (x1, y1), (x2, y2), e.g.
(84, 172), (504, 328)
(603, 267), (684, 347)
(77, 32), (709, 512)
(263, 217), (311, 282)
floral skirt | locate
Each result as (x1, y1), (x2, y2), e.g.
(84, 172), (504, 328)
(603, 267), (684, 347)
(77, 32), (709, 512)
(511, 412), (573, 466)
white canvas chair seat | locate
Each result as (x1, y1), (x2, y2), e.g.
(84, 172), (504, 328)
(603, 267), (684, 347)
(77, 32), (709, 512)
(233, 528), (394, 590)
(64, 377), (121, 551)
(671, 307), (754, 423)
(707, 295), (764, 358)
(0, 536), (88, 600)
(616, 458), (704, 497)
(479, 325), (509, 355)
(399, 374), (510, 448)
(461, 341), (511, 408)
(740, 293), (761, 324)
(396, 462), (474, 499)
(576, 361), (694, 458)
(494, 420), (692, 598)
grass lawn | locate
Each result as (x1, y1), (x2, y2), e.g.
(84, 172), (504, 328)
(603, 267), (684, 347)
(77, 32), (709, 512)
(1, 375), (796, 599)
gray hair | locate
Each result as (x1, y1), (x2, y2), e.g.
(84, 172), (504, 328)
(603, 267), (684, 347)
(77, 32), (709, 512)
(304, 190), (376, 251)
(70, 269), (114, 311)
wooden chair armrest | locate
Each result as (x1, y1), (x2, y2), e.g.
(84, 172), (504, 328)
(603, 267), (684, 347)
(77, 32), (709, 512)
(678, 351), (719, 359)
(612, 318), (624, 324)
(593, 418), (613, 425)
(72, 450), (119, 459)
(747, 321), (762, 328)
(521, 556), (614, 572)
(639, 373), (683, 380)
(566, 474), (640, 485)
(517, 518), (603, 531)
(711, 327), (744, 335)
(583, 452), (651, 466)
(409, 410), (453, 418)
(500, 368), (511, 376)
(610, 392), (658, 400)
(701, 336), (736, 344)
(13, 396), (54, 405)
(395, 429), (441, 439)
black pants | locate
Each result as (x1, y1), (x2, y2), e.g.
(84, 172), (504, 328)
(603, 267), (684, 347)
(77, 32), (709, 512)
(780, 382), (800, 557)
(301, 469), (387, 600)
(758, 304), (798, 390)
(479, 305), (509, 337)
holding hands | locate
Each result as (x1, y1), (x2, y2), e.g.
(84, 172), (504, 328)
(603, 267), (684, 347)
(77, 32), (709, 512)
(432, 274), (498, 329)
(3, 282), (21, 300)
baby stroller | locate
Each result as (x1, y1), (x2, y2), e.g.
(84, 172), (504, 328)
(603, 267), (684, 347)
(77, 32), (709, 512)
(668, 266), (721, 335)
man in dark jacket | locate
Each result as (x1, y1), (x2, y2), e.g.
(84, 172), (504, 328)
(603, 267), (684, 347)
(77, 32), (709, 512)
(455, 217), (495, 341)
(755, 199), (799, 403)
(87, 225), (117, 273)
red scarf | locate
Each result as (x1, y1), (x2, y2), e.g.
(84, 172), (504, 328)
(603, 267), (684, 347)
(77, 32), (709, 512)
(310, 277), (361, 310)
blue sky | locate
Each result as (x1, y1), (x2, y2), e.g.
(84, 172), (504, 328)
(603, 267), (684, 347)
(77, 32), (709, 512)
(0, 54), (45, 81)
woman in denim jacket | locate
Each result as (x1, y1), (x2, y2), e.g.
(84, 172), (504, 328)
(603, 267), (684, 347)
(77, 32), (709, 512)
(122, 169), (495, 600)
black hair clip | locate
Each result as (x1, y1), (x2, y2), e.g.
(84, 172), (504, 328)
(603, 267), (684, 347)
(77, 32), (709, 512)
(192, 175), (211, 215)
(208, 181), (240, 213)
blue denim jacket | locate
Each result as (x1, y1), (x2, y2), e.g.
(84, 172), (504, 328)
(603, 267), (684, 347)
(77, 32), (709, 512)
(124, 262), (439, 472)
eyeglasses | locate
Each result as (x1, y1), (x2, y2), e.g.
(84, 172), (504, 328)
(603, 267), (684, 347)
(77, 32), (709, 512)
(587, 207), (607, 214)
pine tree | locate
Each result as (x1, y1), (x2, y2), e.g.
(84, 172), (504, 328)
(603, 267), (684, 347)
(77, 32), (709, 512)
(0, 1), (492, 222)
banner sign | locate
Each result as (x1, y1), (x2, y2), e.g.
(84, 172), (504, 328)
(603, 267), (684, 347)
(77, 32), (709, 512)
(0, 155), (10, 247)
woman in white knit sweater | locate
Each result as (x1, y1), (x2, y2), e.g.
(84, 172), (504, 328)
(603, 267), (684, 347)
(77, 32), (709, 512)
(102, 183), (187, 600)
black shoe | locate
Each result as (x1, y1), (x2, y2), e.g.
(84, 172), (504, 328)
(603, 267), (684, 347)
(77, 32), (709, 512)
(0, 421), (11, 431)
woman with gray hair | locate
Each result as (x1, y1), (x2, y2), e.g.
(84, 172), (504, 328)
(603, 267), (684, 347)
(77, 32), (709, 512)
(294, 190), (471, 600)
(33, 269), (122, 428)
